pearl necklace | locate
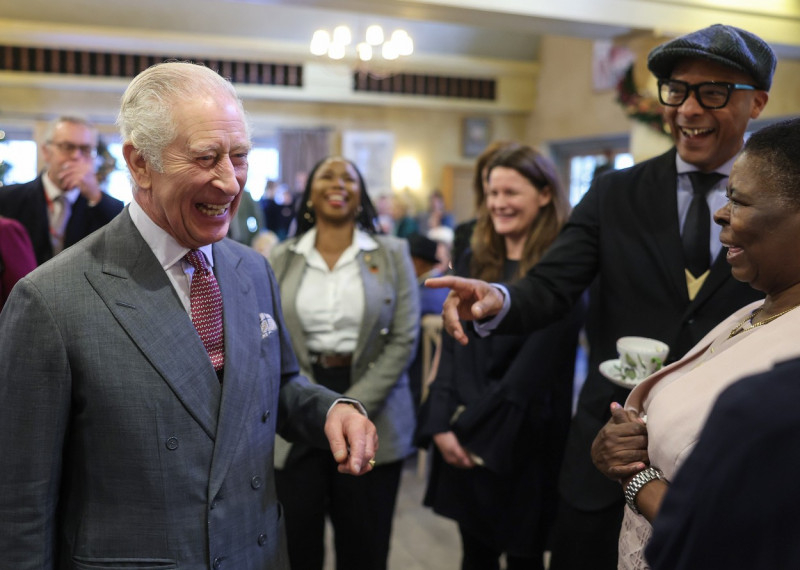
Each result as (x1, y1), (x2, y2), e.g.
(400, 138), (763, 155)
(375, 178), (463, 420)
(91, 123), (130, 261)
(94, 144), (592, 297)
(727, 304), (800, 339)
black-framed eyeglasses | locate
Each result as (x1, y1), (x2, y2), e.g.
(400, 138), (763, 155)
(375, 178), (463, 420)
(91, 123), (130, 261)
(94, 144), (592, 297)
(47, 140), (97, 158)
(657, 79), (757, 110)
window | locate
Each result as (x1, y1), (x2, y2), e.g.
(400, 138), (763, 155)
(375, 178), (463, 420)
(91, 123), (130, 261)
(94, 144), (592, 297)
(0, 131), (37, 186)
(568, 152), (633, 206)
(549, 135), (631, 206)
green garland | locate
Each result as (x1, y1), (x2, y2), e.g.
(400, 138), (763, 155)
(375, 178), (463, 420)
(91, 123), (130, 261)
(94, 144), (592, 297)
(616, 65), (670, 136)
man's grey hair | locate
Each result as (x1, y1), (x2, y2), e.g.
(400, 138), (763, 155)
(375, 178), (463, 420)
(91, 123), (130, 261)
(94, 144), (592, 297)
(116, 61), (252, 172)
(44, 116), (98, 142)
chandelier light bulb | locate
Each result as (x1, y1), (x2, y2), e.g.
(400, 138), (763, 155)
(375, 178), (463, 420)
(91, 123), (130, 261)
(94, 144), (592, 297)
(392, 30), (414, 56)
(332, 25), (352, 46)
(328, 43), (346, 60)
(309, 29), (330, 56)
(382, 40), (399, 61)
(357, 42), (373, 62)
(366, 25), (384, 46)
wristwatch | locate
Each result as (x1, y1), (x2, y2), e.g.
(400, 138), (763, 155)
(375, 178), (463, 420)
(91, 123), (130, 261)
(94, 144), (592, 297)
(624, 467), (664, 515)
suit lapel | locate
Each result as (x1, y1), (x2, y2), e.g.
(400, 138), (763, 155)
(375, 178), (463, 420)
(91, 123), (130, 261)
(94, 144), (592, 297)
(276, 250), (313, 374)
(84, 210), (220, 439)
(354, 247), (385, 366)
(639, 150), (688, 300)
(208, 240), (260, 497)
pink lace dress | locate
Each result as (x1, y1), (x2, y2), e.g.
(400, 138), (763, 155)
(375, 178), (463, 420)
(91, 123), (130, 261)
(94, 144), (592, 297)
(615, 301), (800, 569)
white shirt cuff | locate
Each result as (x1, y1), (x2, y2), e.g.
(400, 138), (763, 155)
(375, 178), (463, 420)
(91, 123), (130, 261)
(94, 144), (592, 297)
(327, 398), (368, 417)
(472, 283), (510, 338)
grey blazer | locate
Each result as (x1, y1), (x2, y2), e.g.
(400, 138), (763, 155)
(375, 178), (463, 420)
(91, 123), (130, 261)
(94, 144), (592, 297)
(0, 208), (341, 569)
(270, 232), (419, 467)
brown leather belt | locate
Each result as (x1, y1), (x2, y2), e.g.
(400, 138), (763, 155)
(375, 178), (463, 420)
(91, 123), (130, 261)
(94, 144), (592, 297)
(309, 351), (353, 369)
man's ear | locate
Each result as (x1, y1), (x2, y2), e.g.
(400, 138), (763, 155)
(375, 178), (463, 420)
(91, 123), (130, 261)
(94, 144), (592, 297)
(750, 91), (769, 120)
(123, 143), (152, 190)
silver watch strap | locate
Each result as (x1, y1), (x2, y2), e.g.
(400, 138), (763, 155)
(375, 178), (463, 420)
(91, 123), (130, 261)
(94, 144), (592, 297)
(624, 467), (664, 515)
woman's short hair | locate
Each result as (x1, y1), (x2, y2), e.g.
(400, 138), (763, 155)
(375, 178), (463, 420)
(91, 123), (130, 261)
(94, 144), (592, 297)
(117, 61), (251, 172)
(293, 157), (381, 236)
(742, 118), (800, 207)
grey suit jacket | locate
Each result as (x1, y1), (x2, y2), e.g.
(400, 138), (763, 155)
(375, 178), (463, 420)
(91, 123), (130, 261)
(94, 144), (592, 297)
(270, 232), (419, 467)
(0, 208), (341, 569)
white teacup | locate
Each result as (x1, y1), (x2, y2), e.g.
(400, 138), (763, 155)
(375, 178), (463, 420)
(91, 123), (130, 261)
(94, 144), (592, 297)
(616, 336), (669, 381)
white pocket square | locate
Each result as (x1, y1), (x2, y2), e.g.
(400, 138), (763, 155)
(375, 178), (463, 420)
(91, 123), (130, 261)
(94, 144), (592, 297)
(259, 312), (278, 338)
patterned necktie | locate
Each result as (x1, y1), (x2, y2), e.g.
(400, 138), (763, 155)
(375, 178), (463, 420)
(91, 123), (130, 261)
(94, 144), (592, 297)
(683, 171), (724, 277)
(184, 250), (225, 371)
(49, 194), (68, 254)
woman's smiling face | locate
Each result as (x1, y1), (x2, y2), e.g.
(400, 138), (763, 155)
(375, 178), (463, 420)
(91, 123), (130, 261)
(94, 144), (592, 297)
(715, 151), (800, 295)
(486, 166), (550, 242)
(309, 158), (361, 225)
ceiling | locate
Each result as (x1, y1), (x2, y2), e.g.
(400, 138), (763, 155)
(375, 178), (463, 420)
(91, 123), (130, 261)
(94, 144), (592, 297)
(1, 0), (798, 69)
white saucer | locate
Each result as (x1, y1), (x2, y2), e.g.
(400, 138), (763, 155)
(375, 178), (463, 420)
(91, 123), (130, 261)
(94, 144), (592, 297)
(599, 359), (643, 389)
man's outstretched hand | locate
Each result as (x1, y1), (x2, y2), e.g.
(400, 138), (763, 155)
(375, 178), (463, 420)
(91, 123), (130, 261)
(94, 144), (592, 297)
(325, 403), (378, 475)
(425, 276), (504, 345)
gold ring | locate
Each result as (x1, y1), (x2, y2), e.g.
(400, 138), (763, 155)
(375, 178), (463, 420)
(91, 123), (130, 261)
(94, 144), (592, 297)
(368, 459), (376, 468)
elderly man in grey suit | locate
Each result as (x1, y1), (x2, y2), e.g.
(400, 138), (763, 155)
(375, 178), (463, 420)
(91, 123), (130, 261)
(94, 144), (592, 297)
(0, 62), (377, 569)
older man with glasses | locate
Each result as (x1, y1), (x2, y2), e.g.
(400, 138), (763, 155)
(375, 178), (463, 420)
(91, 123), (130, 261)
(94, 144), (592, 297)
(0, 116), (123, 265)
(427, 24), (775, 569)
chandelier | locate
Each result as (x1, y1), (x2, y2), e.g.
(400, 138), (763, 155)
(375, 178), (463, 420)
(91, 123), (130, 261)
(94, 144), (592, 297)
(309, 24), (414, 63)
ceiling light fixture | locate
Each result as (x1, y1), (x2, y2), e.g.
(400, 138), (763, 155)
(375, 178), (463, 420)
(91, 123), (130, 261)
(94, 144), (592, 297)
(310, 24), (413, 64)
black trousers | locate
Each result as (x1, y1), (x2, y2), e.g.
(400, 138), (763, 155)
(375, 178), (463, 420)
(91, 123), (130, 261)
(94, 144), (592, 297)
(275, 450), (403, 570)
(459, 525), (544, 570)
(275, 362), (403, 570)
(547, 497), (624, 570)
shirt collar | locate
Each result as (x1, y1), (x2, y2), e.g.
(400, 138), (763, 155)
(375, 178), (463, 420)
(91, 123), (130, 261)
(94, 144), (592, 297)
(290, 227), (379, 257)
(675, 152), (737, 177)
(128, 198), (214, 271)
(42, 171), (80, 205)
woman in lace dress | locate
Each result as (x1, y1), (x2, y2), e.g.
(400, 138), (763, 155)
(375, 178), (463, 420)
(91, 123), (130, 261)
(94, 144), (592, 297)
(592, 118), (800, 569)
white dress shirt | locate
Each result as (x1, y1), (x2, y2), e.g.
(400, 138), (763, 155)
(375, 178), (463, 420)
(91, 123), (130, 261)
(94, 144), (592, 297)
(291, 227), (378, 354)
(128, 198), (213, 314)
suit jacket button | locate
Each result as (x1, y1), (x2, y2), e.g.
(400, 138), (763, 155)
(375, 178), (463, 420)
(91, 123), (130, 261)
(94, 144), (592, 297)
(251, 476), (263, 489)
(262, 410), (270, 423)
(165, 437), (179, 450)
(213, 557), (222, 569)
(258, 533), (267, 546)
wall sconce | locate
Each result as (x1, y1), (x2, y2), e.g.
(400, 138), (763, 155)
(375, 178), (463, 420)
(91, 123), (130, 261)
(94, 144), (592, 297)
(391, 156), (422, 193)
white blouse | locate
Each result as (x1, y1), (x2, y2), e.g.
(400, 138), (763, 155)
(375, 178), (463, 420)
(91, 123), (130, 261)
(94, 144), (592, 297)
(292, 227), (378, 354)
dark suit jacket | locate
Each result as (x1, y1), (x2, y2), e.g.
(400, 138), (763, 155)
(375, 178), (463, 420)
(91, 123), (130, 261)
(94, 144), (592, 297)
(417, 252), (584, 555)
(0, 208), (341, 569)
(646, 357), (800, 569)
(500, 149), (763, 510)
(0, 174), (124, 265)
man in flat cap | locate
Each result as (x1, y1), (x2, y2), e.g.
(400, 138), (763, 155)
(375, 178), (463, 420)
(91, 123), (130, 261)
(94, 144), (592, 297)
(427, 24), (775, 569)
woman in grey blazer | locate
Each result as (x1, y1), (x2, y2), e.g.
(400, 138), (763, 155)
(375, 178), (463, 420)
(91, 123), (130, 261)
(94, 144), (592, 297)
(269, 157), (420, 570)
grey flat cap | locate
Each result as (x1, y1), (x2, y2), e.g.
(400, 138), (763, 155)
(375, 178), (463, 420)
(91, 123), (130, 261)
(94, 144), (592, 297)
(648, 24), (777, 90)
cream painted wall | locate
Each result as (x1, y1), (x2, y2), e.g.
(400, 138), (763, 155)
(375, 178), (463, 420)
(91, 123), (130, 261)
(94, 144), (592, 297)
(526, 35), (631, 148)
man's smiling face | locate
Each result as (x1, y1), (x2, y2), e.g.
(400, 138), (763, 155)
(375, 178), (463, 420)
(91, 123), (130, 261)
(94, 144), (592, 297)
(663, 58), (768, 172)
